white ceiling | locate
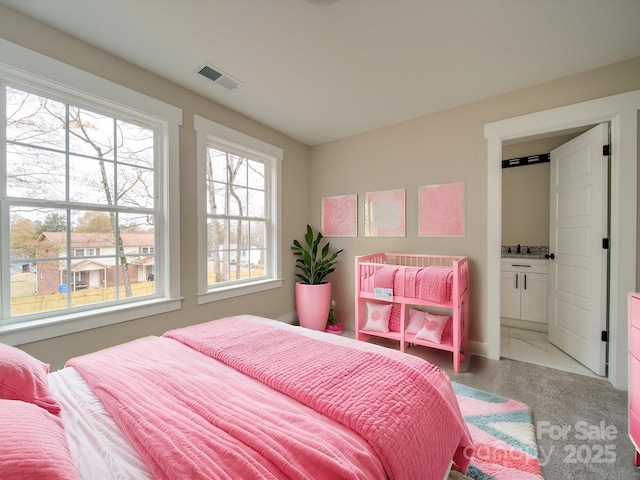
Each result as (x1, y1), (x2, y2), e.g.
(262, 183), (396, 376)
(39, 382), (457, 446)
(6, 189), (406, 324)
(2, 0), (640, 146)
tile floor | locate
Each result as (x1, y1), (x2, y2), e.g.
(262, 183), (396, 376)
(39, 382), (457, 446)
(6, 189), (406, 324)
(500, 326), (602, 378)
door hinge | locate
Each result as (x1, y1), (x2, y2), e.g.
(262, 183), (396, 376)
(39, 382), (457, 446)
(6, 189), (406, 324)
(603, 144), (610, 156)
(602, 238), (610, 250)
(601, 330), (609, 342)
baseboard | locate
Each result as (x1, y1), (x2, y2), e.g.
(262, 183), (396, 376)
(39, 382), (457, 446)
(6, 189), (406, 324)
(467, 340), (487, 357)
(501, 317), (548, 333)
(281, 311), (490, 360)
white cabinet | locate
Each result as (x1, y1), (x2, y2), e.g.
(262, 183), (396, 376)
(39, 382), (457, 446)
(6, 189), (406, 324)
(501, 259), (549, 325)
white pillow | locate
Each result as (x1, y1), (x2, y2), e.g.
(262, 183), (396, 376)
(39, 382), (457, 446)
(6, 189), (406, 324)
(363, 302), (392, 333)
(406, 307), (427, 335)
(414, 312), (451, 344)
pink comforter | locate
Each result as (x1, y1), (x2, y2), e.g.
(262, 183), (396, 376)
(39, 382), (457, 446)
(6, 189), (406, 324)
(68, 336), (386, 480)
(165, 318), (474, 479)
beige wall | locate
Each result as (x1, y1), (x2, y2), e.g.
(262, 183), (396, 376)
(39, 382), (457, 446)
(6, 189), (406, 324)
(310, 57), (640, 347)
(501, 133), (578, 246)
(0, 6), (311, 369)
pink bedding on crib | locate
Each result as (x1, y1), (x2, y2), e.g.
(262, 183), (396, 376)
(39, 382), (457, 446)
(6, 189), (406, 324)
(69, 317), (473, 480)
(363, 263), (467, 305)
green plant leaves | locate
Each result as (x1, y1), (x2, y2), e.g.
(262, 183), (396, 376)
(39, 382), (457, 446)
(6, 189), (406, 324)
(291, 224), (343, 285)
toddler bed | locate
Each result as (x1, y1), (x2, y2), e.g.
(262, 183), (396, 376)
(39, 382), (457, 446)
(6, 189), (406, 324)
(1, 315), (474, 480)
(356, 253), (469, 372)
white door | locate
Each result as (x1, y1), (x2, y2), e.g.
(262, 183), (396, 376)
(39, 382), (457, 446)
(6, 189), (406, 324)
(548, 123), (608, 376)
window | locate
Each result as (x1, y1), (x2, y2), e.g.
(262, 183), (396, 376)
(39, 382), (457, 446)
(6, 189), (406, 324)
(0, 40), (182, 345)
(194, 116), (282, 303)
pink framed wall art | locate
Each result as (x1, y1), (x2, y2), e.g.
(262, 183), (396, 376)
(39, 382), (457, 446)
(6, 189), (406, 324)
(321, 194), (357, 237)
(418, 182), (465, 237)
(364, 189), (406, 237)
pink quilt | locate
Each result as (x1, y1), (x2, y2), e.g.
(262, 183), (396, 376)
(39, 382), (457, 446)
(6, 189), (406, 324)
(68, 336), (386, 480)
(366, 265), (456, 304)
(416, 266), (453, 304)
(165, 317), (474, 479)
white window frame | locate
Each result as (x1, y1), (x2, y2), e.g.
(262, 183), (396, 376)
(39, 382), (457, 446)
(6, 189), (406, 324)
(0, 39), (182, 346)
(194, 115), (282, 304)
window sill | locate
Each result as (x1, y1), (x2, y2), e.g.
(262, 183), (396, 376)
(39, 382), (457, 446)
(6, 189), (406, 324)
(0, 297), (183, 346)
(196, 278), (283, 304)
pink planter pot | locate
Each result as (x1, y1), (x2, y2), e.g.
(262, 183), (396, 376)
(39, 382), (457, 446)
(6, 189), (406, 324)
(326, 324), (343, 335)
(295, 282), (332, 331)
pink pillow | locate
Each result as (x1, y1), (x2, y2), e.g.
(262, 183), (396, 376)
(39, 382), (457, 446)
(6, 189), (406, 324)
(0, 343), (61, 414)
(414, 312), (451, 344)
(362, 302), (392, 333)
(388, 304), (402, 332)
(0, 399), (79, 479)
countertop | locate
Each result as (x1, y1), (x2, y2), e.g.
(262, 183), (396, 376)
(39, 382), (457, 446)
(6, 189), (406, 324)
(501, 245), (548, 260)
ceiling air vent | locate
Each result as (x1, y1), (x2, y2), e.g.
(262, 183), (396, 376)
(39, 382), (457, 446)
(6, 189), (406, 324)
(197, 64), (243, 90)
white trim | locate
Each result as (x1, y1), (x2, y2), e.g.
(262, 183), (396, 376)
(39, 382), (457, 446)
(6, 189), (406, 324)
(1, 298), (182, 346)
(194, 115), (283, 303)
(196, 278), (283, 304)
(485, 89), (640, 390)
(0, 40), (183, 345)
(0, 39), (181, 124)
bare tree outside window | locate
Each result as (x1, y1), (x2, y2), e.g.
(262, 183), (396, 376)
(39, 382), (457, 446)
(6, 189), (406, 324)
(206, 147), (266, 286)
(5, 86), (156, 316)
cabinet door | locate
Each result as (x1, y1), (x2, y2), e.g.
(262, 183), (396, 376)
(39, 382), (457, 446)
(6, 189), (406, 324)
(520, 272), (549, 324)
(500, 270), (521, 319)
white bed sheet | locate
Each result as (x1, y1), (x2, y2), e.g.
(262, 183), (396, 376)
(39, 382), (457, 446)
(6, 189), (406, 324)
(48, 366), (153, 480)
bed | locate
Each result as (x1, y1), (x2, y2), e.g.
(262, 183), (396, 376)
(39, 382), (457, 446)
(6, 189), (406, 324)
(355, 253), (469, 372)
(1, 315), (474, 480)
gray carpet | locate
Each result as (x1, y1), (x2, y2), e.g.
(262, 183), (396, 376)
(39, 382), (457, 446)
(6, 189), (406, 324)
(442, 354), (640, 480)
(351, 333), (640, 479)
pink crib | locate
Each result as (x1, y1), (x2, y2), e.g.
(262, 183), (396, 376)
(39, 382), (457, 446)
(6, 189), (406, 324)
(355, 253), (469, 372)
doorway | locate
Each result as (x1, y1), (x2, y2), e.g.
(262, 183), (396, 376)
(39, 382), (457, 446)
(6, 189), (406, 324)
(485, 89), (640, 390)
(500, 126), (607, 377)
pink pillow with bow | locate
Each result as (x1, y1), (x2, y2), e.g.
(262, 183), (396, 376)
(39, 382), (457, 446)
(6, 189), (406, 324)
(0, 343), (61, 414)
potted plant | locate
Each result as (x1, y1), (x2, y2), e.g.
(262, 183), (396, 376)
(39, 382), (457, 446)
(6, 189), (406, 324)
(291, 225), (343, 330)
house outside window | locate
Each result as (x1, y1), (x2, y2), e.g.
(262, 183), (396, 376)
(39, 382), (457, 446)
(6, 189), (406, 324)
(194, 116), (282, 303)
(0, 40), (181, 345)
(74, 248), (96, 257)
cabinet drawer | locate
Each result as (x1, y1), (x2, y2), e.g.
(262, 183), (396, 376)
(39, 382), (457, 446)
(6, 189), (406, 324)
(631, 384), (640, 419)
(501, 259), (548, 274)
(631, 353), (640, 389)
(631, 409), (640, 449)
(631, 294), (640, 330)
(632, 326), (640, 361)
